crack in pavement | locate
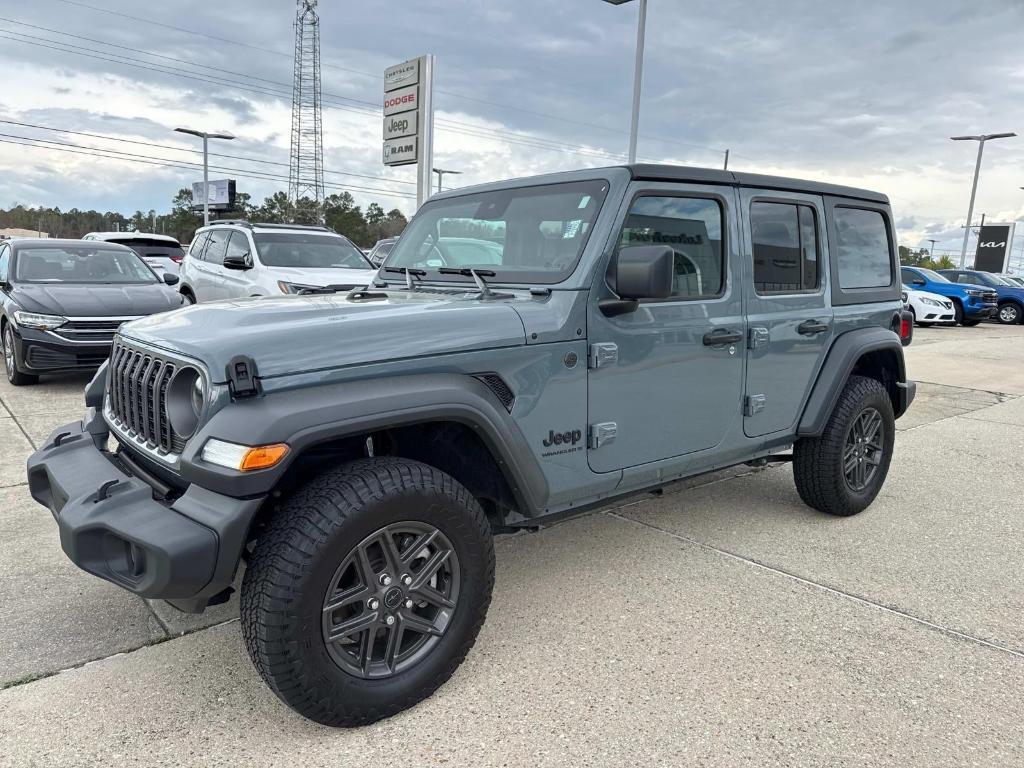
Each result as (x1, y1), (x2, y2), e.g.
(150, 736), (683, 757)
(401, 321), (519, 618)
(0, 395), (38, 450)
(609, 511), (1024, 662)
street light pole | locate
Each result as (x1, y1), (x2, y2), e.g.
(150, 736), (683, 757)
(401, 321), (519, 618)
(603, 0), (648, 163)
(927, 239), (937, 259)
(174, 127), (236, 227)
(432, 167), (462, 194)
(951, 132), (1016, 268)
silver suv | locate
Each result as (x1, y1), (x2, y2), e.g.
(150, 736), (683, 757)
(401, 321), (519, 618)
(178, 221), (378, 303)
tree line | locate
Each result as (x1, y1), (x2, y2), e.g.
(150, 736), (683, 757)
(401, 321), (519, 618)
(898, 245), (956, 270)
(0, 189), (408, 248)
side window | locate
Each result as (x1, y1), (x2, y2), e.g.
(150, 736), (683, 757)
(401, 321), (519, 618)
(618, 196), (724, 299)
(956, 274), (976, 285)
(900, 267), (918, 285)
(833, 207), (893, 289)
(205, 230), (230, 264)
(190, 232), (210, 262)
(225, 232), (250, 259)
(750, 201), (819, 294)
(0, 246), (9, 282)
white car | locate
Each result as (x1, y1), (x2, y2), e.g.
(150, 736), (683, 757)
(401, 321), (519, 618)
(82, 232), (185, 276)
(179, 222), (379, 303)
(901, 284), (955, 326)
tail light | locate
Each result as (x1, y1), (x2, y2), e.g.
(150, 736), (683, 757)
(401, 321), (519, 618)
(170, 254), (184, 263)
(896, 310), (913, 347)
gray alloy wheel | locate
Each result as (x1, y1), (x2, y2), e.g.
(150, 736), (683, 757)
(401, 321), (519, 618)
(3, 326), (14, 377)
(998, 303), (1021, 325)
(3, 325), (37, 386)
(321, 521), (461, 679)
(842, 407), (884, 492)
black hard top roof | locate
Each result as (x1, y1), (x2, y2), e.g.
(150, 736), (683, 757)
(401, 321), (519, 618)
(10, 238), (134, 251)
(626, 164), (889, 204)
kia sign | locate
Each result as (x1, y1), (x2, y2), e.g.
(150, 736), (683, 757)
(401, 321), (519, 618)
(190, 179), (236, 212)
(382, 55), (435, 207)
(383, 84), (419, 117)
(975, 223), (1015, 273)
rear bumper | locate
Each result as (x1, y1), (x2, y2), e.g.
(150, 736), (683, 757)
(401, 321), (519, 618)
(26, 416), (264, 609)
(896, 380), (916, 418)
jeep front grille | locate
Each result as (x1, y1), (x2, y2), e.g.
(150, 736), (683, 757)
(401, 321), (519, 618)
(106, 340), (183, 454)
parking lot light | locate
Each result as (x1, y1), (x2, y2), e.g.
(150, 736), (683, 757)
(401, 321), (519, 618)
(174, 127), (236, 227)
(951, 133), (1016, 268)
(602, 0), (648, 163)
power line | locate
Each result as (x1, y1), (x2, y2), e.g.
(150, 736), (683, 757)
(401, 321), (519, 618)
(38, 1), (731, 157)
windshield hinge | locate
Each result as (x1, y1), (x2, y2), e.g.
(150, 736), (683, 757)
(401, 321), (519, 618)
(226, 355), (260, 399)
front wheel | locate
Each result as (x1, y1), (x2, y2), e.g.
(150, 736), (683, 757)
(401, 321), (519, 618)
(793, 375), (895, 516)
(3, 326), (38, 386)
(998, 303), (1022, 325)
(241, 458), (495, 727)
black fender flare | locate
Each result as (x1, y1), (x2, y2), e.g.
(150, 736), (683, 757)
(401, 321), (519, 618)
(797, 327), (912, 437)
(178, 373), (549, 515)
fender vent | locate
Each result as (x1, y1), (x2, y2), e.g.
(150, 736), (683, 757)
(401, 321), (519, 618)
(473, 373), (515, 412)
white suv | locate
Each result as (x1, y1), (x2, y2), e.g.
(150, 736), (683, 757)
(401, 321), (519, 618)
(178, 221), (378, 303)
(82, 232), (185, 277)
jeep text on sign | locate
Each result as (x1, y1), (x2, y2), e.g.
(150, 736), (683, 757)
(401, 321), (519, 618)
(383, 111), (418, 141)
(383, 137), (418, 166)
(383, 84), (418, 117)
(384, 59), (419, 92)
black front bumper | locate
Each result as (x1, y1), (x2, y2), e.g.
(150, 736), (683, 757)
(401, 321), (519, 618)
(27, 415), (265, 610)
(14, 328), (110, 373)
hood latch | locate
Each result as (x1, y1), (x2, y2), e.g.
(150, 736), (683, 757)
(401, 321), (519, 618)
(226, 355), (261, 398)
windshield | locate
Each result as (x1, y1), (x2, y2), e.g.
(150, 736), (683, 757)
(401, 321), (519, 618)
(253, 233), (371, 269)
(976, 273), (1009, 286)
(385, 179), (609, 284)
(14, 246), (157, 284)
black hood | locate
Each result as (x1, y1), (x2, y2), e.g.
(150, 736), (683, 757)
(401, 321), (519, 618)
(11, 282), (184, 317)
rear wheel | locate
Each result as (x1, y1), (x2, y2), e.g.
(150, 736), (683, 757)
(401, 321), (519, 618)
(3, 325), (38, 386)
(998, 302), (1022, 325)
(241, 458), (494, 727)
(180, 288), (196, 305)
(793, 375), (894, 516)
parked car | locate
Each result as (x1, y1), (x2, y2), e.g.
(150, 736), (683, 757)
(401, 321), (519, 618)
(938, 269), (1024, 325)
(0, 239), (182, 385)
(82, 232), (186, 277)
(900, 284), (956, 326)
(179, 221), (379, 303)
(899, 266), (997, 326)
(28, 164), (915, 726)
(366, 236), (398, 267)
(998, 274), (1024, 288)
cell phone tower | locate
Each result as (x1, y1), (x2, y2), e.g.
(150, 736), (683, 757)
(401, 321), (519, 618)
(289, 0), (324, 206)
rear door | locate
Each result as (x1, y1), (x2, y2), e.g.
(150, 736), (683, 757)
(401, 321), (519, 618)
(740, 190), (833, 437)
(197, 230), (231, 301)
(586, 184), (745, 473)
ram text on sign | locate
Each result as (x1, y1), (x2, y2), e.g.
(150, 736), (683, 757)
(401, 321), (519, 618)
(383, 137), (418, 166)
(383, 111), (418, 141)
(384, 59), (419, 92)
(383, 84), (418, 116)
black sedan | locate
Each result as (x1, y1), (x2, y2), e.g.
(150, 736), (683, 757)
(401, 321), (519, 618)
(0, 239), (184, 385)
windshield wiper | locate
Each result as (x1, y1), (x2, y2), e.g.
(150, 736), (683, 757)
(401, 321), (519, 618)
(438, 267), (497, 297)
(383, 266), (426, 291)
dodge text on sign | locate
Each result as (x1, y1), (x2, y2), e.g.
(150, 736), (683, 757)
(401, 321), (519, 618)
(383, 84), (418, 116)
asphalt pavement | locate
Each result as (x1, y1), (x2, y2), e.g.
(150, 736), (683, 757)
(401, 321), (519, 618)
(1, 324), (1022, 767)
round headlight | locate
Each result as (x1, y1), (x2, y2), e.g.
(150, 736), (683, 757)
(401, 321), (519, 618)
(167, 366), (204, 439)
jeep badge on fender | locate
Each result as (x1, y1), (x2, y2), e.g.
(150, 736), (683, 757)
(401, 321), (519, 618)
(26, 164), (914, 727)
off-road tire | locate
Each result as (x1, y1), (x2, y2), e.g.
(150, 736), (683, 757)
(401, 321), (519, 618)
(793, 375), (895, 516)
(3, 325), (38, 386)
(241, 458), (495, 727)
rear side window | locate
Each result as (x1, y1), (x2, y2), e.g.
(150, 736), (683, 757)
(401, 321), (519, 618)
(750, 202), (819, 294)
(190, 232), (210, 261)
(205, 230), (230, 264)
(833, 208), (893, 289)
(618, 196), (724, 299)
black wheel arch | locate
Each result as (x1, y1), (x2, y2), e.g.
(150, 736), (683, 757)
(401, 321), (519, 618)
(798, 327), (913, 437)
(178, 373), (549, 525)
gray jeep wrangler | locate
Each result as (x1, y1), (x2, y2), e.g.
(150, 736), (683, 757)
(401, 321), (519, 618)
(27, 165), (915, 726)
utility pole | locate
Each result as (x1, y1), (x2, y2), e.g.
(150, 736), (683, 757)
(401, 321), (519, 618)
(602, 0), (648, 163)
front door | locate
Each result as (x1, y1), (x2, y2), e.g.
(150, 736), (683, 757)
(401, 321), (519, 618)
(740, 190), (833, 437)
(587, 185), (745, 473)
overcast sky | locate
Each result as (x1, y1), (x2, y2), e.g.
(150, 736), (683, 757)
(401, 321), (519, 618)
(0, 0), (1022, 258)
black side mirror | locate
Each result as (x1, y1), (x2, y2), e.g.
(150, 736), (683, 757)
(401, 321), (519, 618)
(162, 272), (180, 286)
(912, 278), (925, 286)
(223, 253), (252, 270)
(600, 245), (674, 317)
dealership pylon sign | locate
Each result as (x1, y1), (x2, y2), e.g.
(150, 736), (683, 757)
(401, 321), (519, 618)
(975, 222), (1016, 273)
(383, 55), (435, 208)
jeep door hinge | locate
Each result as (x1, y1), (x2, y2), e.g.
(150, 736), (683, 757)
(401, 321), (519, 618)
(748, 327), (770, 350)
(588, 342), (618, 369)
(588, 422), (617, 449)
(744, 394), (767, 417)
(226, 355), (260, 399)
